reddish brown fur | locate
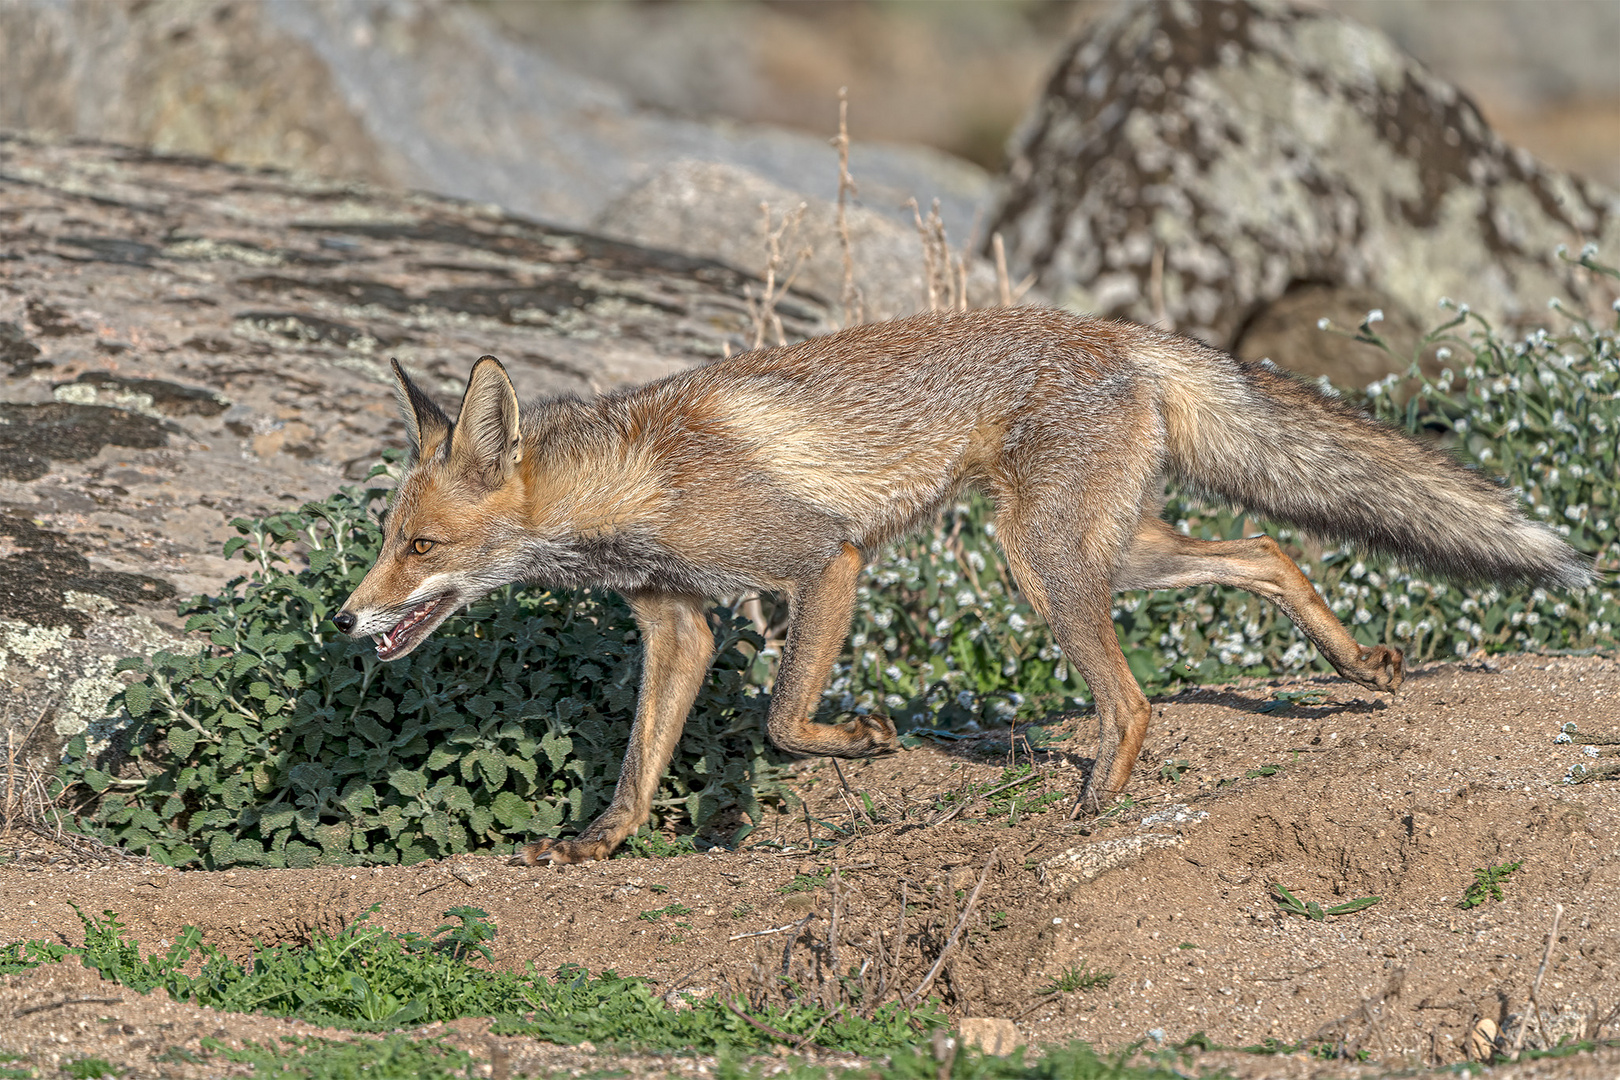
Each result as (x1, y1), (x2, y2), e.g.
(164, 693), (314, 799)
(336, 310), (1589, 864)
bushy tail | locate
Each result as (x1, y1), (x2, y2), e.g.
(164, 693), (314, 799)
(1161, 357), (1592, 590)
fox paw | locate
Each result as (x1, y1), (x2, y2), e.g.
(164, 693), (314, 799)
(856, 713), (901, 754)
(1346, 645), (1403, 694)
(1073, 785), (1108, 818)
(511, 837), (612, 866)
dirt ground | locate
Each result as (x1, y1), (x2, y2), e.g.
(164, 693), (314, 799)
(0, 653), (1617, 1079)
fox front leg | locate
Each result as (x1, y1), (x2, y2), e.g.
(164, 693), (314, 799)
(516, 591), (713, 866)
(766, 543), (900, 758)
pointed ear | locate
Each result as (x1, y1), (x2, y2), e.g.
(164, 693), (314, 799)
(449, 355), (522, 485)
(391, 358), (451, 463)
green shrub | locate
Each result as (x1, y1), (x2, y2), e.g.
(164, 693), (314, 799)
(836, 259), (1619, 723)
(64, 472), (782, 868)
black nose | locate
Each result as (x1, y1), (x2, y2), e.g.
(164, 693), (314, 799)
(333, 611), (357, 635)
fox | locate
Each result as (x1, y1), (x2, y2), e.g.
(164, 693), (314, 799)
(333, 307), (1591, 865)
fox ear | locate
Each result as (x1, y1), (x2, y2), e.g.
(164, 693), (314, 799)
(391, 359), (451, 463)
(449, 355), (522, 485)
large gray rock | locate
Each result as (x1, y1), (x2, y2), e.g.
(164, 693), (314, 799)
(0, 0), (989, 238)
(987, 0), (1620, 356)
(0, 133), (825, 744)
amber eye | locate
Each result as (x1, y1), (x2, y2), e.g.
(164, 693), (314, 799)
(411, 538), (435, 556)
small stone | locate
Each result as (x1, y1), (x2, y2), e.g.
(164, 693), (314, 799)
(959, 1018), (1022, 1056)
(1466, 1016), (1499, 1061)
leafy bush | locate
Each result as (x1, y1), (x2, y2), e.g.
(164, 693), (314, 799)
(64, 474), (782, 868)
(836, 259), (1619, 722)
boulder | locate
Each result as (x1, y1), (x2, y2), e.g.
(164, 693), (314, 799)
(0, 0), (989, 237)
(987, 0), (1620, 375)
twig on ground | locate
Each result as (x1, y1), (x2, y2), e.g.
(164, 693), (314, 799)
(1308, 969), (1404, 1058)
(1585, 997), (1620, 1040)
(14, 997), (121, 1018)
(1512, 902), (1564, 1056)
(828, 864), (843, 976)
(723, 1000), (835, 1054)
(728, 923), (803, 942)
(828, 758), (875, 827)
(905, 850), (995, 1005)
(781, 914), (815, 982)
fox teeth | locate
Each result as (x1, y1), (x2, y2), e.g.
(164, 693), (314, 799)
(376, 596), (440, 654)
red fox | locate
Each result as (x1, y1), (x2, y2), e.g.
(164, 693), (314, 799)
(334, 307), (1590, 864)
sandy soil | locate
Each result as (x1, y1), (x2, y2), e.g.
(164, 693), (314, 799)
(1, 653), (1617, 1078)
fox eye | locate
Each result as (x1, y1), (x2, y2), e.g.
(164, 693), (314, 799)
(411, 538), (435, 556)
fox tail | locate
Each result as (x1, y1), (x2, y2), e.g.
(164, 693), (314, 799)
(1158, 352), (1593, 590)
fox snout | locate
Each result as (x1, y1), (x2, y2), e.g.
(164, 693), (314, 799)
(332, 610), (358, 635)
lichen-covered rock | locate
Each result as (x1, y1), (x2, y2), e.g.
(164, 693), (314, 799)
(988, 0), (1620, 353)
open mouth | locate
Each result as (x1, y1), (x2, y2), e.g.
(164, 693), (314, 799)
(373, 592), (454, 660)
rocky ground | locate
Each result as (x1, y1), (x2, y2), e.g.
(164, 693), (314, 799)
(1, 654), (1617, 1077)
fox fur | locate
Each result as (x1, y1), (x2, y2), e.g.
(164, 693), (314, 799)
(336, 307), (1591, 864)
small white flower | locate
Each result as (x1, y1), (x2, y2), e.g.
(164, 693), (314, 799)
(1365, 308), (1384, 324)
(1581, 241), (1599, 258)
(1316, 317), (1331, 330)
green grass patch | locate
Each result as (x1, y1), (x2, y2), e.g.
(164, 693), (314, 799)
(0, 905), (944, 1056)
(1036, 962), (1114, 994)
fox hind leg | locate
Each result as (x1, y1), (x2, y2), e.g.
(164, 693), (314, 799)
(995, 495), (1154, 815)
(1114, 518), (1402, 692)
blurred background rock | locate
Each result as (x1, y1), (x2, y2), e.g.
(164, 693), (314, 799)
(3, 0), (1613, 230)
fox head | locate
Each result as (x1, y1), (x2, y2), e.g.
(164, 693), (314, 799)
(334, 356), (530, 660)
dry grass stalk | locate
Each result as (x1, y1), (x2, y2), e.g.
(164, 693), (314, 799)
(909, 198), (958, 313)
(1, 710), (131, 864)
(1150, 243), (1172, 330)
(747, 201), (812, 350)
(1308, 968), (1405, 1060)
(832, 88), (865, 329)
(992, 233), (1013, 308)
